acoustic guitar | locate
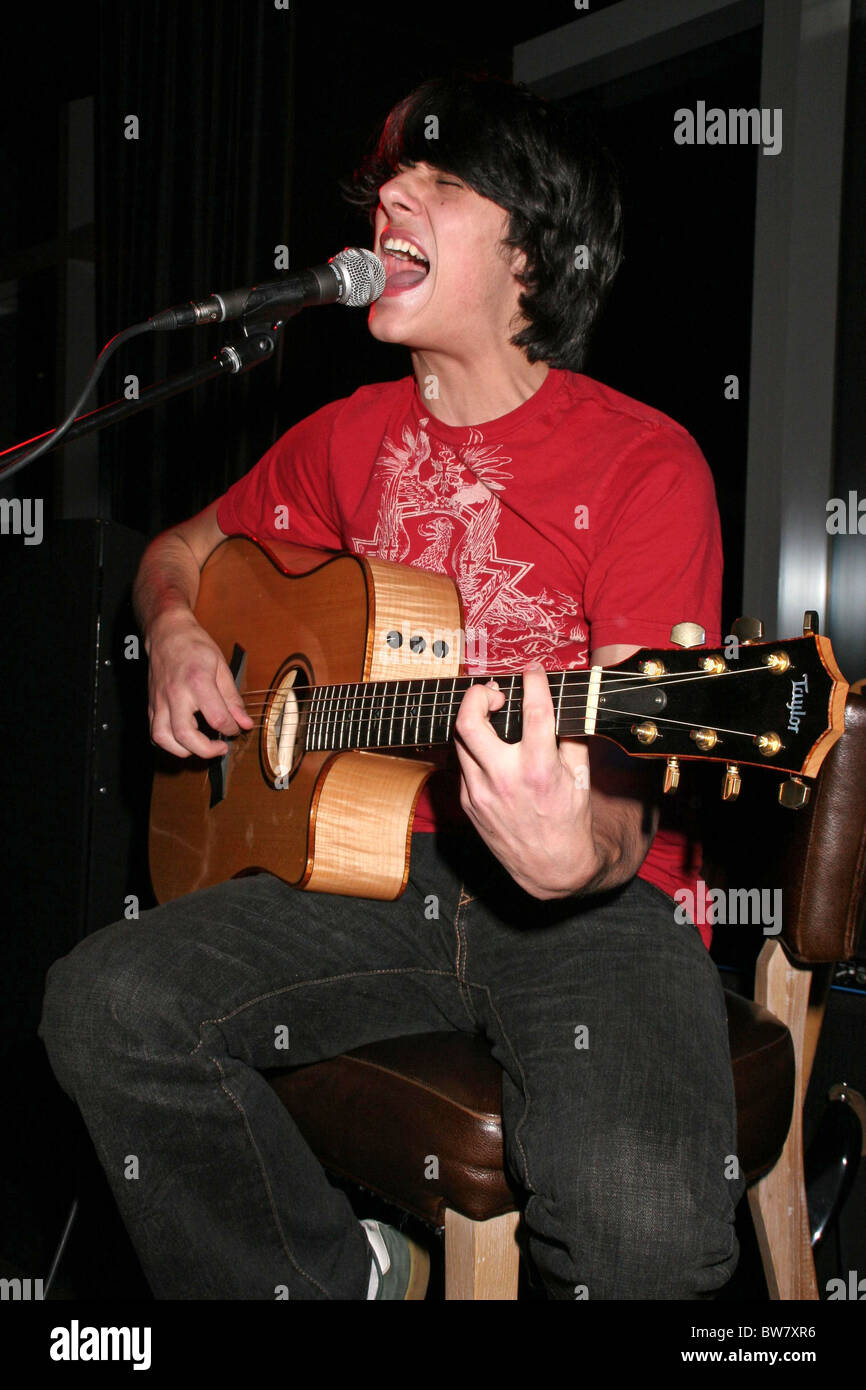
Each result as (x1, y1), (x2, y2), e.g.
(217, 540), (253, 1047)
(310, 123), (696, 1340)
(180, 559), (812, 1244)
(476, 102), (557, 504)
(148, 536), (848, 903)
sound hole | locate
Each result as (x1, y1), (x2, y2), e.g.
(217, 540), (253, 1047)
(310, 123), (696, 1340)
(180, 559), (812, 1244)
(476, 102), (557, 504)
(262, 663), (309, 786)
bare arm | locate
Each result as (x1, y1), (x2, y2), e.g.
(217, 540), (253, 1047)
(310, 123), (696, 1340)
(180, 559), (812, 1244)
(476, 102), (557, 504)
(133, 499), (254, 759)
(133, 497), (226, 634)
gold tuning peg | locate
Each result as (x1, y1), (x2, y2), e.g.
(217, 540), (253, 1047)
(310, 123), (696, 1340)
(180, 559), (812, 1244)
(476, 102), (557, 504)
(803, 611), (819, 636)
(779, 776), (811, 810)
(670, 622), (706, 649)
(663, 757), (680, 794)
(722, 764), (741, 801)
(731, 617), (763, 644)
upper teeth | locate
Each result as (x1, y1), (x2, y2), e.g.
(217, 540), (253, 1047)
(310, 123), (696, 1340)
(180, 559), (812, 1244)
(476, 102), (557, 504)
(383, 237), (428, 264)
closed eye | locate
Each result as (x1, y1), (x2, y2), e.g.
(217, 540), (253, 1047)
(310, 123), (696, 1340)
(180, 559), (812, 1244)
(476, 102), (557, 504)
(436, 178), (463, 188)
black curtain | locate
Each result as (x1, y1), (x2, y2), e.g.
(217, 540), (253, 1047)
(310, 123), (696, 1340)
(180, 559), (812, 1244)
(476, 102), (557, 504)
(95, 0), (296, 533)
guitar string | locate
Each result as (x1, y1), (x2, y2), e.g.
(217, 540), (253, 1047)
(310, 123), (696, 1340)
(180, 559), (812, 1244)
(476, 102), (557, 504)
(227, 664), (773, 706)
(223, 668), (725, 697)
(235, 692), (771, 738)
(197, 668), (783, 746)
(230, 665), (774, 720)
(233, 709), (767, 743)
(215, 687), (772, 743)
(222, 713), (769, 744)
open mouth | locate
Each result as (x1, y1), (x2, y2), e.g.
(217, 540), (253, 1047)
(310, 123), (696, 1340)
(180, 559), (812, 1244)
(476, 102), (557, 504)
(380, 235), (430, 291)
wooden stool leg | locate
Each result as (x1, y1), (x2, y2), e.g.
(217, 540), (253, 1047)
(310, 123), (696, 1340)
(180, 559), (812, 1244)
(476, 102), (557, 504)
(748, 940), (818, 1300)
(748, 1156), (818, 1300)
(444, 1209), (520, 1300)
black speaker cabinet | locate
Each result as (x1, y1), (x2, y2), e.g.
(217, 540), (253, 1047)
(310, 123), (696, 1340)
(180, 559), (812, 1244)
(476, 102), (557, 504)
(1, 518), (152, 1049)
(0, 518), (154, 1281)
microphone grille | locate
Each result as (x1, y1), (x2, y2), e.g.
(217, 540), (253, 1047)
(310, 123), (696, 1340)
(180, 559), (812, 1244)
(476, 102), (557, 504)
(332, 247), (386, 307)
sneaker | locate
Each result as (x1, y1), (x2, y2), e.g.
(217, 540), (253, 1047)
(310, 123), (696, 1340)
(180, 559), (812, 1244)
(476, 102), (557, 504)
(360, 1218), (430, 1300)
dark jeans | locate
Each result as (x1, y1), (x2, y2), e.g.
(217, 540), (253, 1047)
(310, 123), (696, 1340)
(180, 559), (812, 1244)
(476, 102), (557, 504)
(39, 829), (743, 1300)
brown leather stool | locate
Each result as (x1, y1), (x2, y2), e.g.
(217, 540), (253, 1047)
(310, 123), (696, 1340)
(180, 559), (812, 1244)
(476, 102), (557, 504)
(270, 694), (866, 1299)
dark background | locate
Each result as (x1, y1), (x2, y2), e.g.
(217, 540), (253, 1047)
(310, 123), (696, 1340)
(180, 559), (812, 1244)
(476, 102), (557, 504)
(3, 0), (757, 616)
(0, 0), (864, 1305)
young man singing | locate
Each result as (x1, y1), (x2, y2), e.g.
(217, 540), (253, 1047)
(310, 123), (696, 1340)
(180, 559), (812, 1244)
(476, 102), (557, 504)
(40, 74), (742, 1300)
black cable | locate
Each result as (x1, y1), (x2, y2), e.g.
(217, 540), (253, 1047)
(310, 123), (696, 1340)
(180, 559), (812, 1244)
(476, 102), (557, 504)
(0, 319), (154, 483)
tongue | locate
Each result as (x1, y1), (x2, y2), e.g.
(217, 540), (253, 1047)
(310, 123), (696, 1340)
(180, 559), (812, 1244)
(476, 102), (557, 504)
(386, 265), (428, 290)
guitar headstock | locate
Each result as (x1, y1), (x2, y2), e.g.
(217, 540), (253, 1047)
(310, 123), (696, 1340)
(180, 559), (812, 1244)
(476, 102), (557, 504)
(597, 613), (848, 806)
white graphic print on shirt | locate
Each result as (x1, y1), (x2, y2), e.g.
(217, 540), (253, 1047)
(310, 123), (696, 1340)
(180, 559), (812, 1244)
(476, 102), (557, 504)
(349, 417), (588, 674)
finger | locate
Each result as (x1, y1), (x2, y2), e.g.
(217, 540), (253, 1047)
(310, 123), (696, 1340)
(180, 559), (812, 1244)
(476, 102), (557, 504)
(518, 666), (559, 765)
(150, 720), (193, 759)
(187, 672), (249, 739)
(214, 665), (255, 729)
(151, 707), (223, 759)
(195, 689), (247, 738)
(453, 680), (507, 760)
(161, 692), (231, 759)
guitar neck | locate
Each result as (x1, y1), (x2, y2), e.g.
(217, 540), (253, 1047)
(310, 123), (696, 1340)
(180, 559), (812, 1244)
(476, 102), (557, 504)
(306, 669), (608, 753)
(301, 632), (846, 780)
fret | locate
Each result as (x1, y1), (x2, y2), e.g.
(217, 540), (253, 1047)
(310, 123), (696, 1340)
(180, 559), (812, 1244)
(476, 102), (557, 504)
(388, 681), (398, 747)
(306, 687), (317, 751)
(504, 673), (517, 739)
(366, 682), (376, 748)
(447, 678), (457, 741)
(335, 684), (344, 749)
(555, 671), (565, 736)
(325, 684), (336, 750)
(328, 686), (337, 748)
(316, 686), (326, 750)
(357, 681), (369, 748)
(348, 682), (357, 748)
(414, 681), (424, 744)
(348, 683), (358, 748)
(354, 683), (364, 750)
(318, 685), (327, 750)
(400, 682), (410, 747)
(341, 684), (351, 749)
(431, 678), (439, 744)
(373, 683), (381, 748)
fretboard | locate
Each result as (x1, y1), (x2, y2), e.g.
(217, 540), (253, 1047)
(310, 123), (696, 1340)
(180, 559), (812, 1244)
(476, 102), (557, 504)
(304, 671), (604, 752)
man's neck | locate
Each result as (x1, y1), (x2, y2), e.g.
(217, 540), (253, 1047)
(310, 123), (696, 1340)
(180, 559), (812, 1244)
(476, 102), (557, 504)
(410, 348), (550, 427)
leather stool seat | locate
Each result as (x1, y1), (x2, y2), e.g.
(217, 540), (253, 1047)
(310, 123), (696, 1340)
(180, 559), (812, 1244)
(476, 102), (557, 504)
(268, 988), (794, 1228)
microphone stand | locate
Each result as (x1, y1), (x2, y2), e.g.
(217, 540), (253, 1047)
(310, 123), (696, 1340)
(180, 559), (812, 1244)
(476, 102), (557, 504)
(0, 316), (285, 476)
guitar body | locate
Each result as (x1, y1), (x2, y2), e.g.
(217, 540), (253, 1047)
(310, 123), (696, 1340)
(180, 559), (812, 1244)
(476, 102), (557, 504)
(148, 537), (464, 903)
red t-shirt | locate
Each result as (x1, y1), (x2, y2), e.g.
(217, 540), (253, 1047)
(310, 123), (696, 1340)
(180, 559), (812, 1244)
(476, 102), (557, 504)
(217, 367), (722, 946)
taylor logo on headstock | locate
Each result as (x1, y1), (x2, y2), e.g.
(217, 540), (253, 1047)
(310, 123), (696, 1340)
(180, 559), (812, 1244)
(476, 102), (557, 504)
(787, 674), (809, 733)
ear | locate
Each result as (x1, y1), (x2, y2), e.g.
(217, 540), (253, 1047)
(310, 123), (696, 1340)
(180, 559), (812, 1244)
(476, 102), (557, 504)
(508, 245), (528, 278)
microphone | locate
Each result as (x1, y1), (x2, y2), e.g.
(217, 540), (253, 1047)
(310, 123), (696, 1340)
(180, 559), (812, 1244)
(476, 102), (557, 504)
(150, 248), (385, 331)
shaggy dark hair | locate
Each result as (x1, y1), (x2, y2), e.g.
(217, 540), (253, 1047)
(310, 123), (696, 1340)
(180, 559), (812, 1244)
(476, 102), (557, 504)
(342, 73), (624, 372)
